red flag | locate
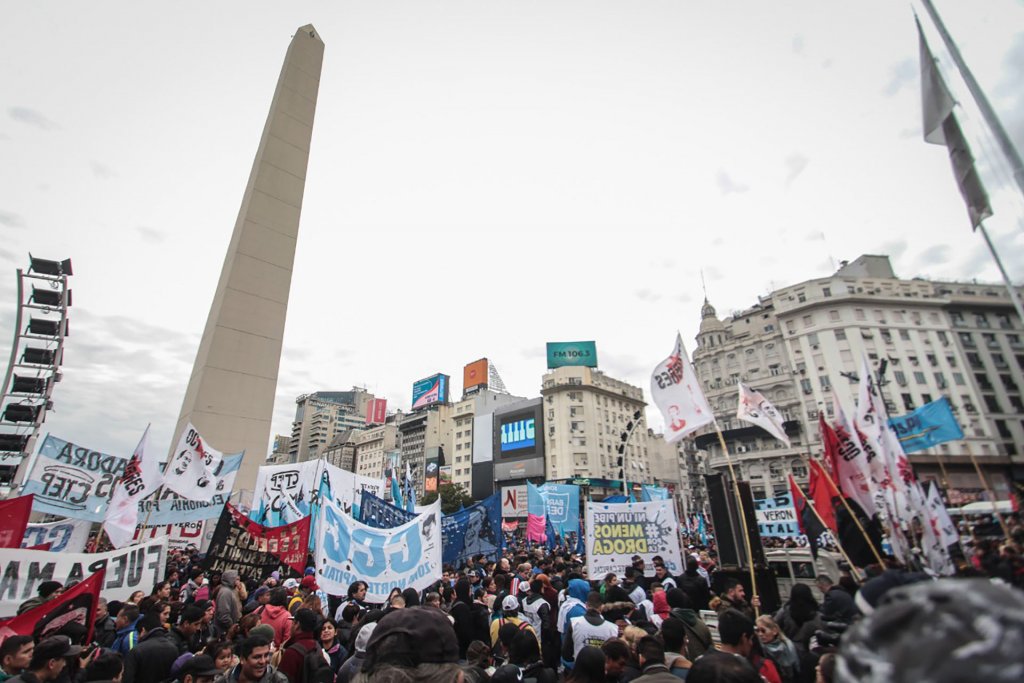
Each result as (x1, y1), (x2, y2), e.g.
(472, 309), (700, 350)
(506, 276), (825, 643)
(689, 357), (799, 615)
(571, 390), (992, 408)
(789, 475), (827, 559)
(0, 569), (105, 644)
(809, 460), (838, 534)
(0, 494), (33, 548)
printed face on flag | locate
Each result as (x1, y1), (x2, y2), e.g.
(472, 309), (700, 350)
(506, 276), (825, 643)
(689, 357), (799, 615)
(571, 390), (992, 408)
(163, 424), (242, 501)
(650, 334), (713, 443)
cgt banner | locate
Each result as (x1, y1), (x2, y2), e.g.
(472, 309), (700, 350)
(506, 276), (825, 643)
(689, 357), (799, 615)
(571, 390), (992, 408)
(316, 497), (442, 603)
(754, 494), (801, 538)
(202, 504), (309, 581)
(586, 499), (683, 578)
(21, 519), (92, 553)
(251, 460), (322, 527)
(22, 435), (127, 522)
(0, 538), (166, 617)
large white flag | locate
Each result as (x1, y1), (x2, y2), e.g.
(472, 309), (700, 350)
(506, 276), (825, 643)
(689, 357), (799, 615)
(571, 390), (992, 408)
(163, 423), (243, 501)
(651, 333), (713, 443)
(736, 382), (790, 447)
(104, 425), (163, 548)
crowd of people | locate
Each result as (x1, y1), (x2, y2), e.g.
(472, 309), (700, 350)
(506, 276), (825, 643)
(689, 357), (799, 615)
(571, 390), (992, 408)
(2, 516), (1023, 683)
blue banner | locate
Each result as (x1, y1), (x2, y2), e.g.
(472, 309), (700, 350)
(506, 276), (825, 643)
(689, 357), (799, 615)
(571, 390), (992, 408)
(22, 434), (126, 521)
(641, 484), (669, 502)
(889, 397), (965, 453)
(539, 483), (580, 536)
(359, 491), (504, 567)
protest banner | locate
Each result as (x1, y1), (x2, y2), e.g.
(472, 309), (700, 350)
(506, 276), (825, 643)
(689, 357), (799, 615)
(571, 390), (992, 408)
(754, 493), (801, 538)
(0, 569), (105, 643)
(0, 496), (33, 548)
(21, 519), (92, 553)
(163, 424), (243, 501)
(539, 483), (580, 537)
(138, 489), (235, 525)
(586, 499), (683, 577)
(316, 497), (441, 603)
(251, 460), (323, 526)
(359, 491), (416, 529)
(202, 504), (310, 582)
(320, 462), (385, 519)
(441, 492), (503, 565)
(21, 435), (127, 521)
(0, 538), (167, 617)
(135, 519), (212, 553)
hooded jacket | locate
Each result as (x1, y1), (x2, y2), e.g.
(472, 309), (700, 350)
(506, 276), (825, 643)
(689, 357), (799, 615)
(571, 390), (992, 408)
(215, 571), (242, 634)
(259, 603), (293, 646)
(667, 608), (713, 660)
(111, 616), (142, 655)
(556, 579), (589, 634)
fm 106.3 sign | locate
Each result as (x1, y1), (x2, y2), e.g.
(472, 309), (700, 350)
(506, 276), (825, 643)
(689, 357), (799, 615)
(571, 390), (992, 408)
(546, 341), (598, 369)
(585, 499), (682, 577)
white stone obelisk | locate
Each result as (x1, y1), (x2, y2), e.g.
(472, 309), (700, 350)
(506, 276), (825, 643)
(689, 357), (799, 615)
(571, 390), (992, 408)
(169, 25), (324, 495)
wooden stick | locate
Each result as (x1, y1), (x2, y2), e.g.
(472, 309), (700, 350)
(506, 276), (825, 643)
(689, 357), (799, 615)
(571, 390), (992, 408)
(967, 450), (1012, 544)
(713, 421), (759, 618)
(798, 487), (864, 583)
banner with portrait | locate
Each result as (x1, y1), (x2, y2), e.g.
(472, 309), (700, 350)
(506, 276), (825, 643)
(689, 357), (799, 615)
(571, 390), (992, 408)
(585, 499), (682, 578)
(441, 492), (503, 566)
(0, 538), (166, 617)
(358, 491), (416, 530)
(251, 460), (323, 527)
(163, 424), (243, 501)
(316, 497), (441, 603)
(21, 434), (127, 521)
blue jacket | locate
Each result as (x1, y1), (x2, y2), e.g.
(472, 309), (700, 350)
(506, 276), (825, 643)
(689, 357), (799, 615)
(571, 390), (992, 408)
(111, 616), (142, 655)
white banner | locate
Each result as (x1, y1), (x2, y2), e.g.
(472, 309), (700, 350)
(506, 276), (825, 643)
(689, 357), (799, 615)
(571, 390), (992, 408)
(586, 499), (683, 578)
(651, 333), (714, 443)
(315, 497), (441, 603)
(21, 519), (93, 553)
(321, 462), (386, 518)
(501, 484), (528, 519)
(135, 519), (213, 553)
(163, 423), (243, 501)
(251, 460), (323, 527)
(21, 434), (127, 522)
(737, 382), (790, 447)
(0, 538), (167, 617)
(105, 426), (164, 548)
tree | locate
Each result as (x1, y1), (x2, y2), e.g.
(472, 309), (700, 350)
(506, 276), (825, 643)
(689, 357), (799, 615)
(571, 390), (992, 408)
(419, 482), (474, 514)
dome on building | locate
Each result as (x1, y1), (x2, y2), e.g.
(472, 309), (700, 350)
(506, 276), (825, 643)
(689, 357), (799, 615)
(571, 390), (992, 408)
(698, 298), (725, 335)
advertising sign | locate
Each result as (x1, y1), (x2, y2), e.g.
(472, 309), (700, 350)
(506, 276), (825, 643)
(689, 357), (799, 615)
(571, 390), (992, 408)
(502, 484), (528, 518)
(546, 341), (598, 369)
(754, 494), (801, 538)
(586, 500), (683, 577)
(411, 374), (449, 410)
(501, 416), (535, 452)
(0, 538), (167, 617)
(22, 434), (127, 521)
(21, 519), (93, 553)
(463, 359), (489, 393)
(424, 459), (439, 493)
(316, 497), (442, 603)
(365, 398), (388, 425)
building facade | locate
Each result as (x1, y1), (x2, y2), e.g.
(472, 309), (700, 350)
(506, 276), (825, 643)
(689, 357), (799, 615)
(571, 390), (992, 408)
(288, 388), (373, 463)
(353, 422), (400, 481)
(397, 404), (453, 498)
(449, 389), (526, 493)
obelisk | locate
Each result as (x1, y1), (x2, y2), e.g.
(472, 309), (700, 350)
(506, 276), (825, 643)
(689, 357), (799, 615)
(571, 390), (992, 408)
(169, 25), (324, 495)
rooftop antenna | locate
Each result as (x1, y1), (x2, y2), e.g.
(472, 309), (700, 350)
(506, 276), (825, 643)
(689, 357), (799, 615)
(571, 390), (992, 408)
(700, 270), (708, 300)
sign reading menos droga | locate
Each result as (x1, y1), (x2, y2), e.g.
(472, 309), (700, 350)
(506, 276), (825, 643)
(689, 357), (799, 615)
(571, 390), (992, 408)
(546, 341), (598, 369)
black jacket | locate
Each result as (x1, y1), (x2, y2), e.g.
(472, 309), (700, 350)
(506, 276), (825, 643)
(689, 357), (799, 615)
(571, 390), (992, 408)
(168, 626), (193, 655)
(94, 615), (117, 648)
(820, 586), (858, 623)
(123, 627), (180, 683)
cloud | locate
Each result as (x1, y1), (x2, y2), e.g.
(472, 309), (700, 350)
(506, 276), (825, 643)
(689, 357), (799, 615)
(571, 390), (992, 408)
(0, 246), (19, 264)
(90, 161), (117, 179)
(674, 293), (693, 303)
(916, 244), (950, 266)
(716, 170), (750, 194)
(8, 106), (58, 130)
(0, 210), (25, 229)
(878, 239), (908, 261)
(882, 58), (917, 97)
(0, 132), (9, 141)
(792, 35), (804, 54)
(784, 153), (809, 185)
(135, 226), (165, 243)
(634, 288), (662, 303)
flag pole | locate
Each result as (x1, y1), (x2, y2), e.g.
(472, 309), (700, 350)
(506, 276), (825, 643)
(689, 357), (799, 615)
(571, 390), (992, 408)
(966, 449), (1013, 544)
(977, 221), (1024, 324)
(814, 459), (886, 567)
(713, 421), (759, 617)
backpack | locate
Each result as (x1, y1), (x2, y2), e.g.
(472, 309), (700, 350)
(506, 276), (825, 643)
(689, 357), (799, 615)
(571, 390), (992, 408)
(287, 641), (333, 683)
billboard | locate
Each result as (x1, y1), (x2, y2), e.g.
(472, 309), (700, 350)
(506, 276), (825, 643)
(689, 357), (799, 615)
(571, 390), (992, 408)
(497, 408), (541, 458)
(425, 459), (439, 493)
(411, 374), (449, 410)
(546, 341), (598, 369)
(463, 359), (489, 394)
(365, 397), (388, 425)
(502, 484), (528, 518)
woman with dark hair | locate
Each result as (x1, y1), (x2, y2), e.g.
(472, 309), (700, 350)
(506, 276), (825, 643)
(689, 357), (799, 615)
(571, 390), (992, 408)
(401, 587), (421, 608)
(774, 584), (823, 652)
(82, 651), (123, 682)
(565, 646), (607, 683)
(600, 573), (620, 600)
(317, 617), (347, 674)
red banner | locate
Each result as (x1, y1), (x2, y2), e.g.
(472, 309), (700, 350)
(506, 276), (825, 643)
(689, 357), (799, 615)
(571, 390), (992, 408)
(0, 495), (33, 548)
(0, 569), (104, 644)
(366, 398), (387, 425)
(202, 504), (310, 581)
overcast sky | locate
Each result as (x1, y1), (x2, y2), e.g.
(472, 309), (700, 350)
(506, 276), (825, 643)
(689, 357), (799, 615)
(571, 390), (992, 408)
(2, 0), (1022, 462)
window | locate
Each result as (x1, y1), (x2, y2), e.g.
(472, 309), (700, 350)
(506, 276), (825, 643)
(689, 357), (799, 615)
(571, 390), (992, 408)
(1001, 374), (1018, 392)
(800, 379), (813, 394)
(798, 292), (806, 303)
(959, 332), (975, 347)
(835, 329), (847, 341)
(996, 420), (1012, 438)
(914, 372), (927, 384)
(927, 354), (938, 367)
(769, 364), (782, 376)
(823, 287), (832, 297)
(786, 320), (796, 334)
(855, 309), (866, 321)
(976, 314), (990, 328)
(934, 373), (947, 389)
(803, 315), (813, 328)
(993, 353), (1008, 368)
(899, 329), (911, 340)
(808, 332), (819, 345)
(922, 393), (933, 404)
(984, 395), (1001, 413)
(950, 312), (966, 327)
(902, 393), (915, 410)
(975, 373), (993, 390)
(894, 371), (907, 386)
(953, 372), (965, 385)
(819, 376), (831, 390)
(829, 310), (840, 321)
(764, 324), (775, 332)
(881, 329), (893, 344)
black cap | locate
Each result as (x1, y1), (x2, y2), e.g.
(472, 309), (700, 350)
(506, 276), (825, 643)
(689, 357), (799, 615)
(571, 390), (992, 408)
(365, 606), (459, 665)
(38, 581), (63, 598)
(34, 636), (82, 661)
(291, 607), (319, 633)
(179, 654), (222, 678)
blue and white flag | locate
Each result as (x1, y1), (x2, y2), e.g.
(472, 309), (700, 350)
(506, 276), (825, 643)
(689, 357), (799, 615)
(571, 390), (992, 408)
(641, 485), (669, 502)
(23, 434), (128, 521)
(889, 397), (964, 453)
(539, 483), (580, 537)
(441, 492), (504, 566)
